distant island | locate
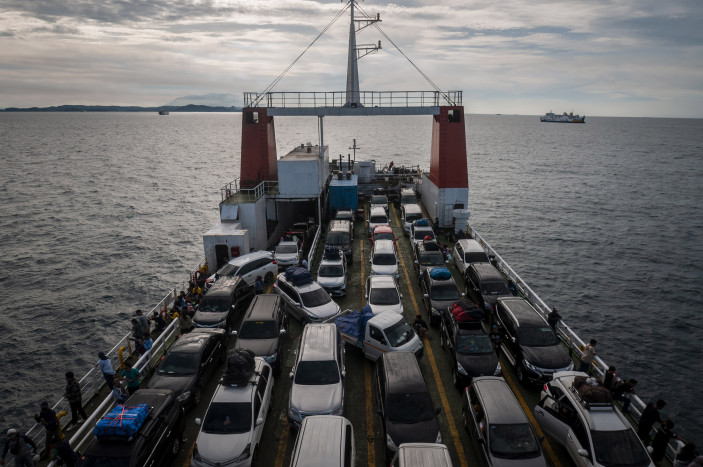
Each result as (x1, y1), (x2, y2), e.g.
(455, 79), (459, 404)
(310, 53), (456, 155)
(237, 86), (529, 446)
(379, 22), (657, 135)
(1, 104), (241, 112)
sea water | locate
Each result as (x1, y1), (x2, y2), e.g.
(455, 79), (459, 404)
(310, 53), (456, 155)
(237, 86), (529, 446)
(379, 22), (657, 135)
(1, 112), (701, 442)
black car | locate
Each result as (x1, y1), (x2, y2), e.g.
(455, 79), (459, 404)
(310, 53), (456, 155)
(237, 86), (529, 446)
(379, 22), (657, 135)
(413, 241), (447, 282)
(323, 220), (353, 263)
(192, 276), (255, 332)
(440, 310), (500, 389)
(494, 297), (573, 385)
(147, 328), (227, 408)
(464, 263), (512, 314)
(76, 389), (185, 467)
(233, 294), (288, 374)
(420, 267), (462, 325)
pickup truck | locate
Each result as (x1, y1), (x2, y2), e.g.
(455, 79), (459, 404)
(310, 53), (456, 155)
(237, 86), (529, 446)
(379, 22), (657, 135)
(328, 307), (423, 361)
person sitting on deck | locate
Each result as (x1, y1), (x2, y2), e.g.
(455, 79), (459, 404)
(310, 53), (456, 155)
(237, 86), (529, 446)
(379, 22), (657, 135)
(412, 314), (428, 339)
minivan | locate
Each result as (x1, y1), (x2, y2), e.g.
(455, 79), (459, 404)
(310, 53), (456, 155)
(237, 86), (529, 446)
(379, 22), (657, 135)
(367, 206), (389, 235)
(464, 263), (512, 313)
(233, 294), (287, 374)
(452, 239), (490, 275)
(463, 376), (547, 466)
(400, 188), (418, 207)
(401, 204), (423, 236)
(324, 220), (353, 263)
(391, 443), (453, 467)
(375, 352), (442, 462)
(288, 323), (345, 427)
(370, 239), (399, 278)
(289, 415), (355, 467)
(193, 277), (255, 332)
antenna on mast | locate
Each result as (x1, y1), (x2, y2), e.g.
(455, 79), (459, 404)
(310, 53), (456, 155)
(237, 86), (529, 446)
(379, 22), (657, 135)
(344, 0), (381, 108)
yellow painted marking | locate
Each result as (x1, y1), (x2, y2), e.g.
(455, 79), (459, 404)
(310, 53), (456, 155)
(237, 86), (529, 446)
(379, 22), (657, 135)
(182, 440), (195, 467)
(274, 416), (290, 467)
(500, 364), (560, 466)
(359, 237), (377, 467)
(392, 207), (469, 467)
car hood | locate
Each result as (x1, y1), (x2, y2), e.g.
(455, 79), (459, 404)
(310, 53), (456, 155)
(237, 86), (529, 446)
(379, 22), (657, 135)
(371, 264), (398, 276)
(457, 352), (500, 377)
(146, 374), (194, 396)
(521, 345), (571, 370)
(193, 311), (228, 326)
(305, 301), (340, 321)
(368, 302), (403, 315)
(491, 454), (548, 467)
(430, 299), (459, 312)
(196, 431), (250, 464)
(317, 275), (345, 288)
(235, 338), (277, 357)
(290, 383), (343, 413)
(275, 253), (298, 263)
(387, 417), (439, 446)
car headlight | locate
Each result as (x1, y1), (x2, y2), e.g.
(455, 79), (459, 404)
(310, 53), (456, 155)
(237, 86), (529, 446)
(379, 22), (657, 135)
(192, 444), (201, 461)
(494, 362), (502, 376)
(263, 353), (277, 364)
(457, 362), (468, 376)
(436, 431), (443, 443)
(430, 307), (440, 316)
(386, 433), (397, 451)
(523, 359), (541, 375)
(177, 391), (191, 402)
(332, 403), (344, 416)
(233, 443), (251, 462)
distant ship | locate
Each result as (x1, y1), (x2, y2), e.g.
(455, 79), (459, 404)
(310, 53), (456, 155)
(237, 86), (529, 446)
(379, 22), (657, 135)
(540, 111), (585, 123)
(158, 110), (169, 115)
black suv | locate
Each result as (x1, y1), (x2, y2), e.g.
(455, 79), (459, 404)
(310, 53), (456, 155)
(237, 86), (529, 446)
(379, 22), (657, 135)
(193, 276), (255, 332)
(76, 389), (185, 467)
(413, 241), (447, 283)
(234, 294), (288, 374)
(464, 263), (512, 313)
(147, 328), (227, 408)
(440, 311), (500, 389)
(493, 297), (573, 385)
(420, 267), (462, 325)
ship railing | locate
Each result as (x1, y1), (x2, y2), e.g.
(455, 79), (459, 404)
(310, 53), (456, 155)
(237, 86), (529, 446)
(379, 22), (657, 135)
(220, 179), (279, 203)
(244, 90), (462, 108)
(19, 261), (206, 467)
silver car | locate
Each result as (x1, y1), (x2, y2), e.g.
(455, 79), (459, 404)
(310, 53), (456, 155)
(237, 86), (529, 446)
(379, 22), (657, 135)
(274, 241), (301, 268)
(288, 323), (345, 428)
(274, 274), (340, 322)
(316, 253), (347, 297)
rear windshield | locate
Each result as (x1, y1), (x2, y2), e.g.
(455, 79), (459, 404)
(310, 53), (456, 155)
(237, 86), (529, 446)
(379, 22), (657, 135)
(405, 212), (422, 223)
(518, 327), (560, 347)
(370, 215), (388, 224)
(384, 320), (415, 348)
(300, 287), (332, 307)
(387, 392), (435, 423)
(414, 229), (435, 241)
(319, 264), (344, 277)
(216, 263), (240, 278)
(370, 286), (400, 306)
(371, 195), (388, 205)
(401, 195), (417, 204)
(419, 252), (445, 266)
(75, 457), (129, 467)
(373, 253), (397, 266)
(199, 296), (232, 313)
(430, 283), (461, 301)
(202, 402), (252, 434)
(590, 430), (651, 467)
(239, 320), (278, 339)
(455, 334), (494, 355)
(465, 252), (489, 264)
(481, 281), (509, 295)
(157, 351), (199, 375)
(489, 423), (541, 459)
(374, 232), (394, 242)
(326, 233), (350, 246)
(276, 244), (298, 254)
(294, 360), (340, 385)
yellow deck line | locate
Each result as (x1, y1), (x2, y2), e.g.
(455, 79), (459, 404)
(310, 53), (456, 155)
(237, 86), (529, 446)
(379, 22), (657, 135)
(274, 413), (290, 467)
(392, 207), (469, 467)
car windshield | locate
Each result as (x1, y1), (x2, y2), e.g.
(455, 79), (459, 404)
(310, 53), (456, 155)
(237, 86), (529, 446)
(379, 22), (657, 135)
(384, 320), (416, 348)
(489, 423), (541, 459)
(465, 252), (489, 263)
(336, 212), (353, 221)
(401, 195), (416, 204)
(319, 264), (344, 277)
(300, 287), (332, 307)
(216, 263), (240, 277)
(157, 351), (199, 375)
(590, 429), (652, 467)
(482, 281), (509, 295)
(518, 327), (560, 347)
(373, 253), (397, 266)
(455, 334), (494, 355)
(374, 232), (394, 242)
(202, 402), (252, 434)
(276, 244), (298, 254)
(387, 392), (435, 423)
(370, 286), (400, 305)
(326, 233), (350, 246)
(294, 360), (340, 385)
(76, 456), (129, 467)
(414, 230), (435, 241)
(370, 215), (388, 224)
(239, 320), (278, 339)
(430, 283), (461, 301)
(371, 195), (388, 205)
(405, 213), (422, 223)
(198, 296), (231, 313)
(419, 253), (445, 266)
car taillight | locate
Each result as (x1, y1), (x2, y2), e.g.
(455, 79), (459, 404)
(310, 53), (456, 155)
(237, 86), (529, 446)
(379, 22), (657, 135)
(273, 260), (277, 264)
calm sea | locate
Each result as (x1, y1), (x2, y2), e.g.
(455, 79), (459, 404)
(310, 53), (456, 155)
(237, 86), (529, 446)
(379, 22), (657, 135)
(1, 112), (701, 442)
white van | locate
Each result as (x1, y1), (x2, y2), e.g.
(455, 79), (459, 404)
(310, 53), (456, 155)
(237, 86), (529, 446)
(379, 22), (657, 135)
(289, 415), (355, 467)
(367, 206), (389, 235)
(391, 443), (453, 467)
(401, 204), (423, 236)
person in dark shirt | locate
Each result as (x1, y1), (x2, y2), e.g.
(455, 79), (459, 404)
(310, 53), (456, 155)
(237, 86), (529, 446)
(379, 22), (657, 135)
(650, 420), (683, 463)
(602, 366), (617, 391)
(34, 402), (60, 459)
(1, 428), (36, 467)
(613, 378), (637, 414)
(638, 399), (666, 441)
(63, 371), (87, 429)
(547, 307), (562, 331)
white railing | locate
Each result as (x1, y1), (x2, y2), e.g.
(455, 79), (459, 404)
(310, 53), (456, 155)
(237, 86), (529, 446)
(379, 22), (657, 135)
(244, 90), (463, 108)
(221, 179), (279, 202)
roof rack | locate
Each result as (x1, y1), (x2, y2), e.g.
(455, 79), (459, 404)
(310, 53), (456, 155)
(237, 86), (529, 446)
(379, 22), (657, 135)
(569, 383), (614, 411)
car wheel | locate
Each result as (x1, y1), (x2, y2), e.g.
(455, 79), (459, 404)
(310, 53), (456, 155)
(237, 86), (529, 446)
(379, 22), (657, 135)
(170, 436), (181, 457)
(193, 387), (202, 406)
(516, 365), (525, 383)
(264, 271), (274, 283)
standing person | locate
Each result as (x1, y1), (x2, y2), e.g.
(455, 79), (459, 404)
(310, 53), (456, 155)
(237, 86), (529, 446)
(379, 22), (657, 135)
(121, 363), (141, 395)
(673, 443), (698, 466)
(547, 307), (562, 331)
(613, 378), (637, 414)
(1, 428), (37, 467)
(50, 439), (79, 467)
(95, 352), (116, 389)
(578, 339), (597, 373)
(33, 402), (60, 460)
(142, 333), (153, 352)
(650, 420), (683, 463)
(130, 318), (144, 340)
(254, 276), (264, 294)
(490, 325), (503, 350)
(412, 314), (428, 339)
(135, 309), (150, 334)
(301, 258), (309, 270)
(638, 399), (666, 441)
(63, 372), (87, 429)
(602, 366), (617, 391)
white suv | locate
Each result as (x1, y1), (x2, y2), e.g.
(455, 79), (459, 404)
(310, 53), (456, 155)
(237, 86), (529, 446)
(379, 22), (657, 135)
(192, 358), (274, 467)
(370, 239), (399, 279)
(365, 275), (403, 315)
(533, 371), (653, 467)
(274, 273), (340, 322)
(209, 250), (278, 286)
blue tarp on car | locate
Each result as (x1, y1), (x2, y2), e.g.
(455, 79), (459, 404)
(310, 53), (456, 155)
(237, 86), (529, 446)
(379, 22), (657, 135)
(94, 404), (150, 439)
(429, 267), (452, 280)
(335, 305), (375, 341)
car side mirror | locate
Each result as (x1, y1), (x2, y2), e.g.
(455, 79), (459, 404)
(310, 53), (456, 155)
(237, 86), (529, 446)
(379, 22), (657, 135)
(413, 261), (418, 265)
(376, 410), (383, 417)
(231, 330), (238, 336)
(231, 305), (236, 310)
(255, 417), (264, 426)
(280, 328), (287, 336)
(399, 294), (403, 299)
(341, 370), (346, 378)
(423, 293), (429, 298)
(461, 292), (465, 296)
(194, 418), (202, 426)
(293, 302), (301, 307)
(510, 336), (516, 343)
(646, 446), (654, 454)
(289, 371), (294, 380)
(435, 407), (442, 415)
(577, 449), (590, 458)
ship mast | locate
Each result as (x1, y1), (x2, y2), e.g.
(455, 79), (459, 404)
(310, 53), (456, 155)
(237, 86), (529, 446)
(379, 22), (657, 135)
(344, 0), (381, 107)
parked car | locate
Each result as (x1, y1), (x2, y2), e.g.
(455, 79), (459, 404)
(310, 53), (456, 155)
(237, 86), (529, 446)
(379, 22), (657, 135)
(317, 248), (347, 297)
(192, 358), (274, 467)
(324, 220), (353, 263)
(375, 352), (442, 462)
(420, 267), (462, 325)
(370, 225), (396, 246)
(193, 277), (255, 332)
(208, 250), (278, 286)
(400, 204), (423, 236)
(370, 239), (399, 278)
(233, 294), (288, 374)
(147, 328), (228, 408)
(534, 371), (654, 467)
(413, 241), (447, 281)
(334, 209), (355, 226)
(399, 188), (418, 207)
(289, 415), (355, 467)
(288, 323), (345, 428)
(440, 312), (500, 389)
(274, 272), (340, 322)
(391, 443), (453, 467)
(367, 206), (389, 235)
(410, 219), (436, 246)
(274, 240), (302, 269)
(452, 239), (490, 275)
(366, 275), (404, 315)
(494, 297), (573, 384)
(464, 263), (512, 313)
(463, 377), (547, 466)
(76, 389), (185, 467)
(370, 194), (389, 213)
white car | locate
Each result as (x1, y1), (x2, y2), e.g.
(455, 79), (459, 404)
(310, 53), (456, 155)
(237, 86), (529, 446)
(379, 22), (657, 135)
(370, 239), (398, 279)
(274, 273), (340, 322)
(365, 275), (403, 315)
(367, 206), (389, 235)
(192, 358), (274, 467)
(316, 251), (347, 297)
(410, 220), (436, 246)
(209, 250), (278, 286)
(274, 241), (301, 268)
(452, 239), (489, 275)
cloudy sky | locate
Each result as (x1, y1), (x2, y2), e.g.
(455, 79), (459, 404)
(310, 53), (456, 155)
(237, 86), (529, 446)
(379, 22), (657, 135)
(1, 0), (701, 117)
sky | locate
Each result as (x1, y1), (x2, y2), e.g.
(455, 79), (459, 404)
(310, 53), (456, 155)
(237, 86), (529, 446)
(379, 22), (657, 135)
(1, 0), (702, 118)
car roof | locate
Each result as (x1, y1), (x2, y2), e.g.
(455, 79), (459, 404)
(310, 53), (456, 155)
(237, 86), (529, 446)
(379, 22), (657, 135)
(373, 225), (393, 234)
(278, 240), (299, 247)
(279, 275), (323, 292)
(403, 203), (422, 213)
(368, 312), (403, 328)
(456, 238), (485, 253)
(497, 297), (546, 326)
(299, 324), (338, 360)
(227, 250), (273, 266)
(382, 352), (426, 392)
(244, 294), (280, 320)
(397, 443), (452, 467)
(207, 276), (244, 294)
(328, 220), (351, 231)
(369, 206), (387, 215)
(293, 416), (350, 466)
(471, 377), (529, 425)
(171, 330), (221, 352)
(469, 263), (504, 280)
(425, 267), (457, 285)
(369, 275), (397, 288)
(213, 358), (267, 402)
(373, 239), (396, 253)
